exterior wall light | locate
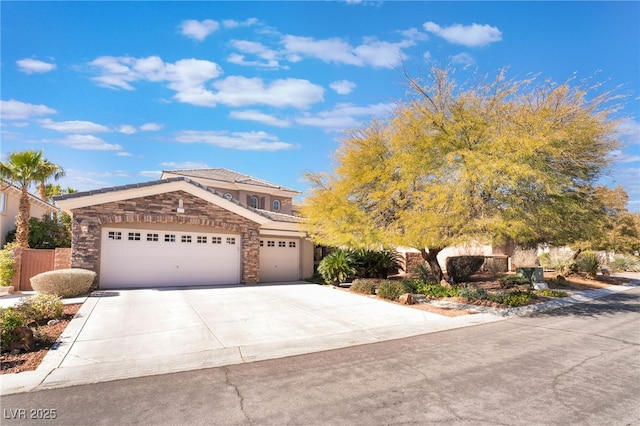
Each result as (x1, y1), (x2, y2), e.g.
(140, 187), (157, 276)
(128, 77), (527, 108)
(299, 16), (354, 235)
(177, 199), (185, 214)
(79, 219), (90, 235)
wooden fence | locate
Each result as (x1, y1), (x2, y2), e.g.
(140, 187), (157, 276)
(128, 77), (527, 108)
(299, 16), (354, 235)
(11, 247), (72, 291)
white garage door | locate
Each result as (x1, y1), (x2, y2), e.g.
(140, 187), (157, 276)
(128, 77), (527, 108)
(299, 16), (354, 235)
(100, 227), (241, 288)
(259, 237), (300, 282)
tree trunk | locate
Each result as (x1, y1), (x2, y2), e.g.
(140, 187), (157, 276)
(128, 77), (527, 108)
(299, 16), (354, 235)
(16, 186), (31, 248)
(572, 248), (582, 261)
(420, 248), (445, 282)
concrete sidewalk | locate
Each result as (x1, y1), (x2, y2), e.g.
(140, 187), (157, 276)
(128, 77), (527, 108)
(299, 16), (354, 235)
(2, 279), (639, 395)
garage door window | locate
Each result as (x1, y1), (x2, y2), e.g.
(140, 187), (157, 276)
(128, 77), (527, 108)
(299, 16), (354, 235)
(108, 231), (122, 240)
(147, 233), (159, 242)
(128, 232), (141, 241)
(164, 234), (176, 242)
(289, 242), (296, 248)
(226, 237), (236, 245)
(181, 235), (192, 243)
(212, 237), (222, 244)
(197, 236), (207, 243)
(267, 240), (275, 247)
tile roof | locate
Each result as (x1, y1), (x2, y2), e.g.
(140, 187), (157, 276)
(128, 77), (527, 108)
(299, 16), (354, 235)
(164, 168), (300, 194)
(53, 177), (302, 224)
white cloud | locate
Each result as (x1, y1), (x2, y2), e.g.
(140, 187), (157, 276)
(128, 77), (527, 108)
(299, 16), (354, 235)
(159, 161), (210, 169)
(281, 35), (412, 68)
(229, 110), (291, 127)
(423, 22), (502, 47)
(118, 125), (137, 134)
(222, 18), (258, 29)
(55, 134), (123, 151)
(330, 80), (357, 95)
(296, 102), (394, 131)
(1, 99), (57, 120)
(17, 58), (56, 74)
(400, 27), (429, 41)
(227, 40), (283, 68)
(451, 52), (475, 67)
(139, 170), (163, 178)
(180, 19), (220, 41)
(175, 130), (296, 151)
(117, 152), (134, 157)
(612, 150), (640, 163)
(88, 55), (324, 109)
(140, 122), (164, 131)
(39, 118), (110, 133)
(88, 55), (223, 106)
(212, 76), (324, 108)
(618, 118), (640, 145)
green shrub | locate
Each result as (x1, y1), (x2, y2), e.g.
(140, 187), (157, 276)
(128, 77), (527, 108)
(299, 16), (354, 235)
(610, 254), (640, 272)
(400, 279), (420, 294)
(413, 263), (438, 283)
(0, 242), (18, 287)
(0, 307), (26, 349)
(535, 289), (568, 298)
(416, 282), (459, 299)
(350, 279), (377, 295)
(17, 294), (63, 324)
(30, 268), (96, 298)
(575, 251), (600, 279)
(490, 291), (534, 307)
(498, 275), (532, 289)
(377, 280), (406, 301)
(446, 256), (485, 283)
(350, 248), (404, 279)
(318, 250), (356, 284)
(458, 284), (489, 301)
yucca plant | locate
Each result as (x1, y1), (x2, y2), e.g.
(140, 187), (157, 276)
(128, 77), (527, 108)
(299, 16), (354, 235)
(575, 251), (600, 279)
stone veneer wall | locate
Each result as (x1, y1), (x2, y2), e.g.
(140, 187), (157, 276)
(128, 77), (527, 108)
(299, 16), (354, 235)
(70, 190), (261, 287)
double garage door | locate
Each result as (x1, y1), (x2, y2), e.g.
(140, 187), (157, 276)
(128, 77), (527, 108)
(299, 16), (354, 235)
(100, 227), (241, 288)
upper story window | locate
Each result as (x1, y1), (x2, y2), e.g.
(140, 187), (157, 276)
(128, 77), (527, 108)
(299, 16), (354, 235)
(250, 196), (259, 209)
(273, 200), (281, 211)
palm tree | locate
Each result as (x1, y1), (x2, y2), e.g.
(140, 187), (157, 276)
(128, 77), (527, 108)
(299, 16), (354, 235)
(36, 159), (65, 202)
(0, 150), (65, 248)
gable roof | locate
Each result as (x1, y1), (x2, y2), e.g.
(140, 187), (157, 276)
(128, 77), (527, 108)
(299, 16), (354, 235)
(53, 177), (302, 225)
(162, 168), (300, 194)
(1, 181), (58, 213)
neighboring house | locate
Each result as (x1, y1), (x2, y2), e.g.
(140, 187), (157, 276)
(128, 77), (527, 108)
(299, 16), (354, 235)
(0, 182), (58, 247)
(54, 168), (314, 289)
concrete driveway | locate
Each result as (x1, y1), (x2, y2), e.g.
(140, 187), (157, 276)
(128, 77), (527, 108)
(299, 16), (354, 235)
(2, 282), (501, 394)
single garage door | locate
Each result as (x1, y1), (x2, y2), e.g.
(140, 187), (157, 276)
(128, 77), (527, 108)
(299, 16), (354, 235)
(100, 227), (241, 288)
(259, 237), (300, 282)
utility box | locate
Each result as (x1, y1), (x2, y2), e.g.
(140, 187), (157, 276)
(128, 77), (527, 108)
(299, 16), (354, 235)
(516, 267), (544, 284)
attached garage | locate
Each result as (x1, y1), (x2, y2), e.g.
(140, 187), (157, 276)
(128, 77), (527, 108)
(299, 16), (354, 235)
(100, 227), (241, 288)
(259, 237), (300, 282)
(54, 176), (315, 290)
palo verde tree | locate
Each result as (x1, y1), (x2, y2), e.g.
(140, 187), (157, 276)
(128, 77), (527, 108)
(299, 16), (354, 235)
(0, 150), (65, 248)
(302, 67), (625, 281)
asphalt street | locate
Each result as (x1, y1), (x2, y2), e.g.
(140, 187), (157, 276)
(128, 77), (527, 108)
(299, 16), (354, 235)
(2, 287), (639, 426)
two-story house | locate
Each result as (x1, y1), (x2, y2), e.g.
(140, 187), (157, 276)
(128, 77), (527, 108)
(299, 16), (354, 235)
(54, 169), (314, 289)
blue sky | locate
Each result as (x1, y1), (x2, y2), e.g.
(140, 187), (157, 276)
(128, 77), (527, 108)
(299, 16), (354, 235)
(2, 1), (639, 211)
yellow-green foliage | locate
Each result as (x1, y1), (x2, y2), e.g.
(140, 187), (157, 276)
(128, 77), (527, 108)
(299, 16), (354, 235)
(0, 242), (18, 286)
(302, 67), (623, 274)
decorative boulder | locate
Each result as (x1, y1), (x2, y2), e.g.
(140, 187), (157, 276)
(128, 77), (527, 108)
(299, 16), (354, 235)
(398, 293), (415, 305)
(30, 268), (96, 298)
(9, 326), (35, 352)
(533, 282), (549, 290)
